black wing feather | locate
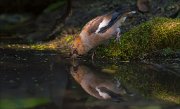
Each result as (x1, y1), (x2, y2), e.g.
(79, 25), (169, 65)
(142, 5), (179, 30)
(98, 13), (121, 33)
(98, 87), (124, 102)
(98, 7), (130, 33)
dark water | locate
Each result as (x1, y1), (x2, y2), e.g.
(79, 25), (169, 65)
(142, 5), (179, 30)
(0, 49), (180, 109)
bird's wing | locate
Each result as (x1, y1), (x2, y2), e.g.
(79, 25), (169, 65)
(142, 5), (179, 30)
(80, 15), (111, 36)
(80, 7), (136, 36)
(97, 12), (120, 33)
(97, 87), (124, 102)
(98, 11), (136, 33)
(84, 85), (103, 99)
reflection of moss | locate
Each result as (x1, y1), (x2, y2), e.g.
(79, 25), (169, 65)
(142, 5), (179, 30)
(96, 17), (180, 60)
(112, 63), (180, 104)
(154, 89), (180, 104)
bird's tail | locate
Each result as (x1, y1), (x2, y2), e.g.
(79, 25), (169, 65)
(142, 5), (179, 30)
(125, 11), (136, 15)
(119, 11), (136, 23)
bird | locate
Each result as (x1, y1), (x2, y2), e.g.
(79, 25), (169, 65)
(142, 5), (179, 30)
(71, 7), (136, 58)
(70, 64), (133, 101)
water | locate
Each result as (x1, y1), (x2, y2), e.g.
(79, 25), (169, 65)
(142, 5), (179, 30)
(0, 49), (180, 109)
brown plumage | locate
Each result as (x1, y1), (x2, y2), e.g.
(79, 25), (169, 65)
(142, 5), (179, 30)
(71, 8), (136, 57)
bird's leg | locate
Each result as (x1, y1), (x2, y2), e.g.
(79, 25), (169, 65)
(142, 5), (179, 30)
(115, 28), (121, 42)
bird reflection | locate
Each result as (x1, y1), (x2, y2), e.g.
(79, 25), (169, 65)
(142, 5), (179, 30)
(70, 63), (133, 102)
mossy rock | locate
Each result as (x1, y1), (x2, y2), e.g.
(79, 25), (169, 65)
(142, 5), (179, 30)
(96, 17), (180, 60)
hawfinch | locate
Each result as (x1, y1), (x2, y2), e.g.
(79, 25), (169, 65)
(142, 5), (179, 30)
(71, 7), (136, 58)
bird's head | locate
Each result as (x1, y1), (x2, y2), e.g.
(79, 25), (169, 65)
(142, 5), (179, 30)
(70, 36), (87, 58)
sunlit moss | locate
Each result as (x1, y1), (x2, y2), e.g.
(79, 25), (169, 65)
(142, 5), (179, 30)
(52, 35), (74, 53)
(96, 17), (180, 60)
(59, 35), (74, 46)
(0, 44), (54, 51)
(30, 44), (52, 50)
(0, 35), (74, 52)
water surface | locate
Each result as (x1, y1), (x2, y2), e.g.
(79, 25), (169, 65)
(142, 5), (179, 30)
(0, 49), (179, 109)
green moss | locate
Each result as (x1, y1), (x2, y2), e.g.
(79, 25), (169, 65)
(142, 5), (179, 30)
(0, 35), (74, 54)
(96, 17), (180, 60)
(0, 43), (53, 51)
(30, 44), (51, 50)
(47, 35), (74, 54)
